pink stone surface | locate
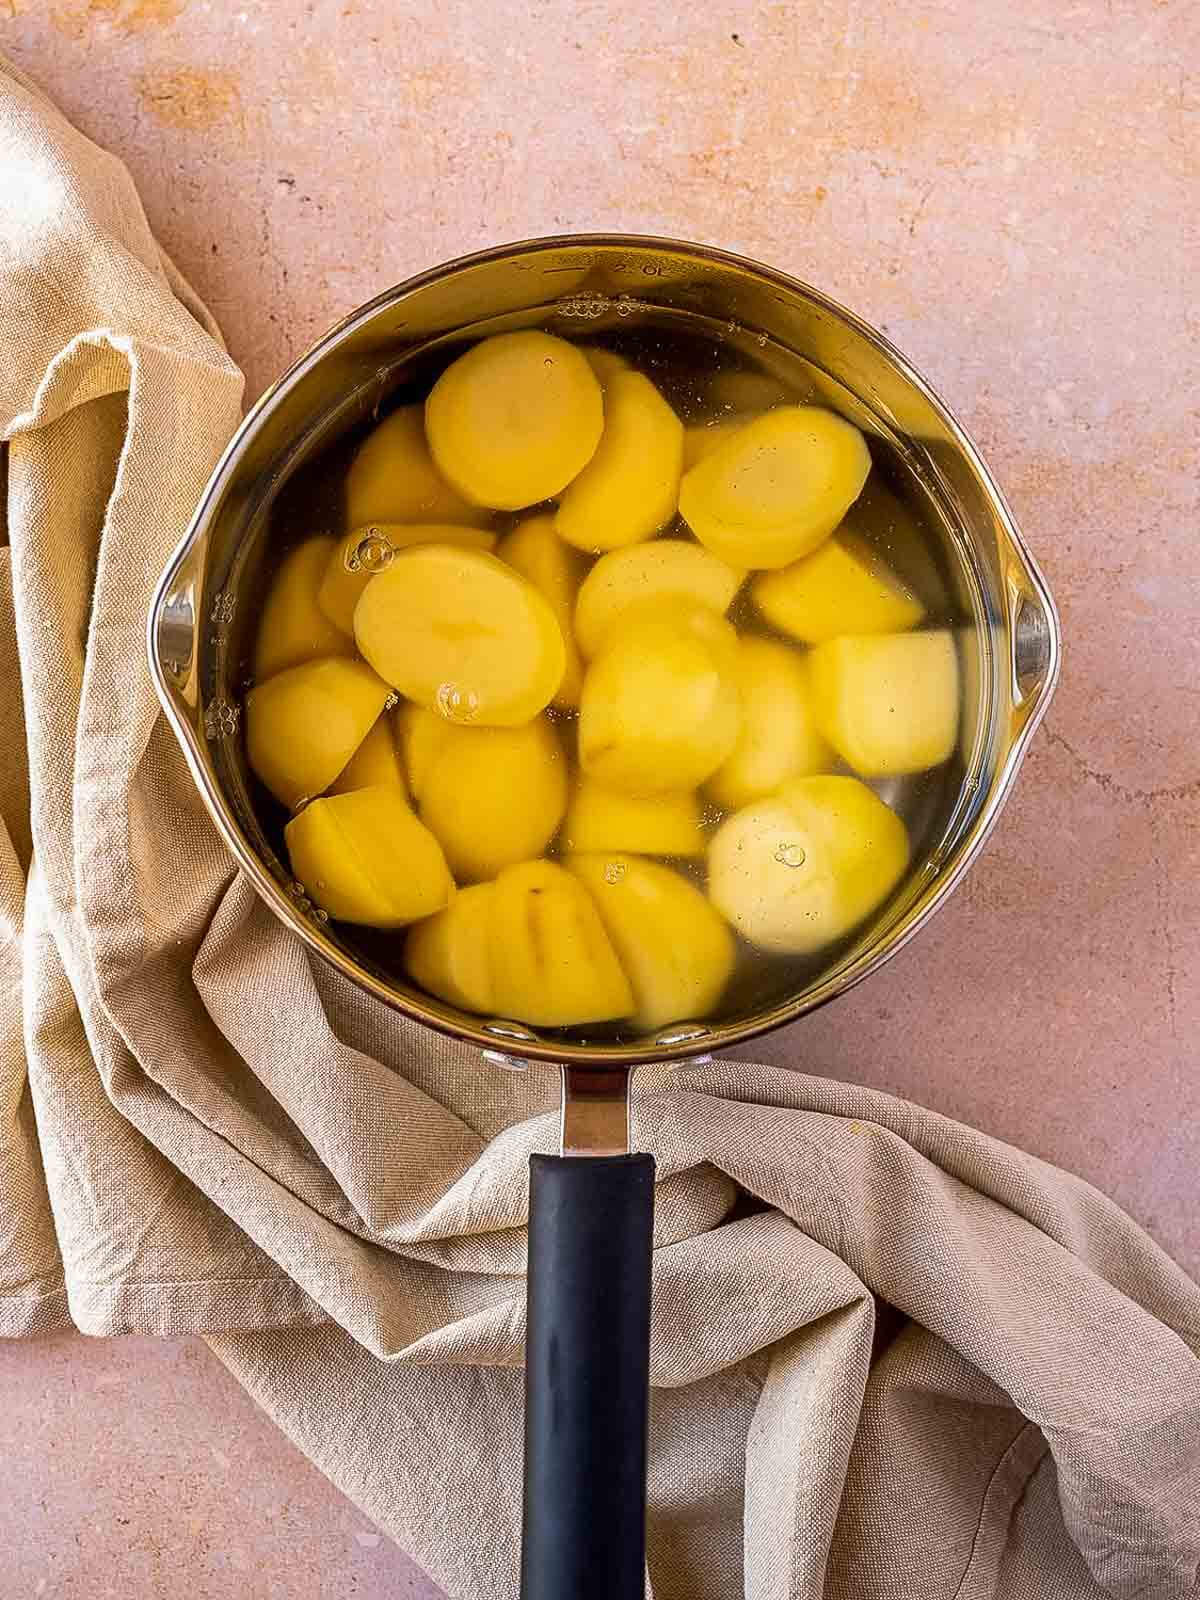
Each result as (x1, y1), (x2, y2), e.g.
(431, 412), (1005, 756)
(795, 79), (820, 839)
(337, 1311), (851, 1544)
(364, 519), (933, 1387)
(0, 0), (1195, 1595)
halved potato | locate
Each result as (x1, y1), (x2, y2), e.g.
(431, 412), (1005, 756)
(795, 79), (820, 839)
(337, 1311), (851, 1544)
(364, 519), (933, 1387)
(581, 347), (631, 384)
(555, 371), (684, 551)
(405, 883), (495, 1014)
(395, 702), (454, 801)
(318, 522), (497, 636)
(707, 368), (791, 413)
(425, 331), (603, 510)
(562, 777), (704, 857)
(285, 784), (452, 928)
(574, 540), (743, 660)
(345, 404), (492, 530)
(254, 536), (350, 681)
(708, 775), (909, 953)
(568, 854), (735, 1029)
(752, 530), (924, 644)
(245, 656), (390, 809)
(354, 545), (566, 726)
(488, 861), (633, 1027)
(808, 631), (959, 775)
(495, 514), (584, 708)
(682, 414), (758, 471)
(679, 405), (871, 569)
(706, 636), (832, 811)
(328, 714), (407, 797)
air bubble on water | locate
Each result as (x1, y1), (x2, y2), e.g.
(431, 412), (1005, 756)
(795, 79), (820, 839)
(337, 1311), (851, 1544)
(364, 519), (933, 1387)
(544, 357), (554, 368)
(436, 682), (481, 723)
(314, 908), (329, 923)
(774, 842), (806, 868)
(384, 690), (401, 710)
(603, 861), (626, 884)
(347, 528), (395, 575)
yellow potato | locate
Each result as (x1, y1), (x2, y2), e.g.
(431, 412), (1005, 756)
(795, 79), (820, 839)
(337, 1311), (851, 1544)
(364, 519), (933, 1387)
(425, 331), (603, 510)
(679, 405), (871, 569)
(285, 784), (452, 928)
(707, 369), (792, 413)
(253, 536), (350, 681)
(752, 530), (924, 644)
(682, 414), (758, 471)
(328, 714), (407, 797)
(488, 861), (633, 1027)
(573, 540), (744, 660)
(354, 545), (566, 726)
(555, 371), (684, 551)
(708, 775), (909, 953)
(707, 637), (832, 811)
(245, 657), (391, 809)
(568, 854), (735, 1030)
(562, 777), (704, 857)
(404, 883), (495, 1014)
(495, 514), (584, 708)
(579, 608), (741, 795)
(581, 347), (631, 384)
(345, 404), (492, 530)
(416, 717), (567, 882)
(395, 702), (454, 801)
(808, 631), (959, 776)
(318, 522), (497, 636)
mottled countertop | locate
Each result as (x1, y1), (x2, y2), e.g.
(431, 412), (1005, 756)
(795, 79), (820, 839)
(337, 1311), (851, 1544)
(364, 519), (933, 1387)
(1, 0), (1195, 1593)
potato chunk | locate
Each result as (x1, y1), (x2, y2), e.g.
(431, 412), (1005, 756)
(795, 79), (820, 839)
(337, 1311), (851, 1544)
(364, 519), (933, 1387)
(328, 714), (407, 797)
(708, 775), (909, 953)
(395, 702), (454, 800)
(707, 637), (831, 811)
(555, 371), (684, 551)
(354, 545), (566, 726)
(488, 861), (633, 1027)
(679, 405), (871, 569)
(568, 854), (734, 1029)
(345, 404), (492, 530)
(562, 777), (704, 857)
(579, 608), (740, 795)
(808, 631), (959, 776)
(253, 536), (350, 681)
(495, 514), (584, 708)
(426, 331), (603, 510)
(404, 883), (495, 1014)
(284, 785), (453, 928)
(245, 657), (390, 809)
(682, 415), (758, 471)
(580, 347), (631, 384)
(318, 522), (496, 636)
(752, 531), (924, 644)
(573, 540), (743, 660)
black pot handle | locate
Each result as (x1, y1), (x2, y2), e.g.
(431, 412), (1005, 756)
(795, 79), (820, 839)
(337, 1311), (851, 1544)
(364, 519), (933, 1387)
(521, 1151), (656, 1600)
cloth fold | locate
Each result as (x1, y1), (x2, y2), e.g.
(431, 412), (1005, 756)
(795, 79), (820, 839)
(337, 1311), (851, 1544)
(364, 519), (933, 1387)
(0, 51), (1196, 1600)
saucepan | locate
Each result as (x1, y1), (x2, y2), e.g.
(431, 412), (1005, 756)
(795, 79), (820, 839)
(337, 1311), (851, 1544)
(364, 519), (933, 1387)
(148, 235), (1059, 1600)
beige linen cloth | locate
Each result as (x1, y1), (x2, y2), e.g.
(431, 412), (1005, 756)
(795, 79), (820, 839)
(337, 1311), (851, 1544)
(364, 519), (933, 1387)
(0, 54), (1197, 1600)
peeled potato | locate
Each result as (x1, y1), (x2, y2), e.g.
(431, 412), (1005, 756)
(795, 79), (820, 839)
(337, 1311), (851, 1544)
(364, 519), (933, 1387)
(404, 883), (495, 1014)
(682, 414), (759, 471)
(708, 368), (792, 413)
(254, 537), (350, 681)
(245, 657), (390, 809)
(284, 784), (452, 928)
(488, 861), (633, 1027)
(753, 531), (924, 644)
(555, 371), (684, 552)
(579, 608), (740, 795)
(495, 514), (584, 708)
(354, 545), (566, 726)
(568, 854), (735, 1029)
(581, 347), (631, 384)
(574, 540), (744, 660)
(396, 702), (454, 800)
(426, 331), (603, 510)
(707, 637), (832, 811)
(562, 777), (704, 857)
(318, 522), (496, 636)
(679, 405), (871, 569)
(328, 714), (406, 797)
(416, 717), (567, 882)
(345, 404), (492, 530)
(809, 631), (959, 776)
(708, 775), (909, 953)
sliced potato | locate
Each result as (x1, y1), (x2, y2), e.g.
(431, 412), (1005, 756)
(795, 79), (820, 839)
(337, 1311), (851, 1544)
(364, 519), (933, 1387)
(682, 414), (759, 471)
(426, 331), (603, 510)
(328, 714), (406, 797)
(574, 540), (743, 660)
(562, 777), (704, 857)
(488, 861), (633, 1027)
(708, 775), (909, 953)
(253, 536), (350, 681)
(707, 368), (791, 413)
(495, 514), (584, 708)
(568, 854), (735, 1029)
(395, 702), (455, 801)
(416, 717), (567, 882)
(285, 784), (452, 928)
(354, 545), (566, 726)
(318, 522), (496, 636)
(579, 607), (741, 795)
(707, 636), (832, 811)
(581, 346), (631, 384)
(404, 883), (495, 1013)
(555, 370), (684, 551)
(752, 530), (924, 644)
(809, 631), (959, 775)
(679, 405), (871, 569)
(345, 404), (492, 530)
(245, 656), (390, 809)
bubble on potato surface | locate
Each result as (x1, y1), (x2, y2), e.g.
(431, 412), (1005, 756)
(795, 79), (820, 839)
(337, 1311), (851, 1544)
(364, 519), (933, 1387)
(774, 841), (806, 868)
(603, 860), (626, 884)
(435, 682), (482, 724)
(346, 529), (396, 575)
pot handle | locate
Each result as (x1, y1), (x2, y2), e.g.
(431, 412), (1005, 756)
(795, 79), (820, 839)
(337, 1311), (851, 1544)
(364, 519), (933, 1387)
(146, 530), (206, 725)
(521, 1151), (656, 1600)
